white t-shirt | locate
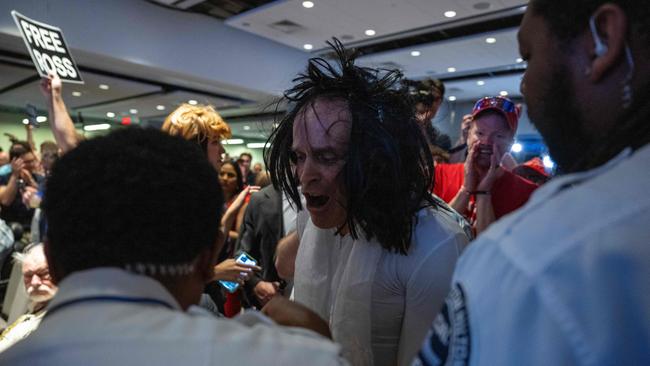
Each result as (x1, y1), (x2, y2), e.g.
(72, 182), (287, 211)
(0, 268), (347, 366)
(415, 145), (650, 366)
(295, 204), (469, 365)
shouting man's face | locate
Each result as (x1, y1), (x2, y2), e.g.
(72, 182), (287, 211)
(292, 98), (351, 229)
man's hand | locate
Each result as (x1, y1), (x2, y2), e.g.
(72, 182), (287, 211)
(21, 186), (40, 208)
(10, 158), (24, 178)
(254, 280), (280, 306)
(477, 142), (502, 192)
(463, 140), (480, 191)
(19, 169), (38, 188)
(40, 73), (62, 100)
(262, 297), (332, 339)
(212, 258), (261, 283)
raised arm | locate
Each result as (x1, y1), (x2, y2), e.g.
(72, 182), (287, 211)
(41, 73), (80, 154)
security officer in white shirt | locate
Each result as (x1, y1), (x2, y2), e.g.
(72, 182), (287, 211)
(415, 0), (650, 365)
(0, 128), (346, 365)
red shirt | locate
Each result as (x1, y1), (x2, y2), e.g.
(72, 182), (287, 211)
(433, 163), (538, 220)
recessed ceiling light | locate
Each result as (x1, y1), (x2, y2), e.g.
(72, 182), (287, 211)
(36, 116), (47, 123)
(222, 139), (244, 145)
(516, 57), (524, 63)
(485, 37), (496, 44)
(477, 80), (485, 86)
(364, 29), (376, 36)
(448, 96), (457, 101)
(106, 112), (115, 118)
(129, 109), (138, 114)
(410, 50), (421, 57)
(22, 118), (29, 125)
(499, 90), (509, 96)
(303, 44), (313, 50)
(99, 84), (109, 90)
(156, 105), (165, 111)
(444, 11), (457, 18)
(447, 67), (456, 73)
(302, 1), (314, 8)
(72, 91), (82, 97)
(84, 123), (111, 131)
(188, 99), (198, 105)
(243, 125), (251, 130)
(247, 142), (270, 149)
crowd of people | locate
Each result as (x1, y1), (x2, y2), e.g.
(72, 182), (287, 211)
(0, 0), (648, 365)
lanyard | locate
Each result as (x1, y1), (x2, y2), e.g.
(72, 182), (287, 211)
(44, 295), (175, 319)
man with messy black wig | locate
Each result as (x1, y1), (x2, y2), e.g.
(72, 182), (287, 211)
(0, 128), (346, 365)
(266, 40), (470, 365)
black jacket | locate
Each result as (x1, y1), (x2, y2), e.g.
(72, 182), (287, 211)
(235, 185), (284, 308)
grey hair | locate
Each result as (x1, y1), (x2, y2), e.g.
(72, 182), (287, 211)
(12, 242), (45, 265)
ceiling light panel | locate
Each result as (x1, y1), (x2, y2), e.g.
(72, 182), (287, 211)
(357, 28), (520, 79)
(225, 0), (528, 50)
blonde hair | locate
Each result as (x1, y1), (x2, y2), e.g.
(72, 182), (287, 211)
(161, 104), (232, 144)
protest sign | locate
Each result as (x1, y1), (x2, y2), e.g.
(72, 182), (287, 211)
(11, 10), (83, 83)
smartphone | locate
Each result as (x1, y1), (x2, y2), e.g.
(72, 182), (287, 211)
(218, 252), (257, 293)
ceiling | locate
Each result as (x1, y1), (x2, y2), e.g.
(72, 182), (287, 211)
(226, 0), (527, 49)
(224, 0), (529, 101)
(0, 0), (534, 142)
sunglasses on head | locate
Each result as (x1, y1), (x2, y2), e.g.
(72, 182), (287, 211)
(473, 97), (516, 113)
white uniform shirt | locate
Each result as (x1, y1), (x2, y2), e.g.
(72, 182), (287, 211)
(0, 268), (347, 366)
(416, 145), (650, 366)
(295, 205), (469, 366)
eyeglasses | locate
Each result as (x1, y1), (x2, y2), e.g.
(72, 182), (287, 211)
(473, 96), (516, 113)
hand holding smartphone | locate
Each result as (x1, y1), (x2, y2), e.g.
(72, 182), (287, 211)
(218, 252), (258, 293)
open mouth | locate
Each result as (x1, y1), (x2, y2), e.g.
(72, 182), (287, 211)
(478, 144), (493, 156)
(305, 193), (330, 209)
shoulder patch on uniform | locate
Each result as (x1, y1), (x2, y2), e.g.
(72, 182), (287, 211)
(416, 283), (471, 366)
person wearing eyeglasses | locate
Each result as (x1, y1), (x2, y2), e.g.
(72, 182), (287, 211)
(432, 96), (538, 235)
(0, 243), (57, 353)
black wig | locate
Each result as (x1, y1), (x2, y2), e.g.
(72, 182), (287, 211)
(265, 39), (437, 254)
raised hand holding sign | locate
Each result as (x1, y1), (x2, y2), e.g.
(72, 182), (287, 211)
(11, 10), (83, 83)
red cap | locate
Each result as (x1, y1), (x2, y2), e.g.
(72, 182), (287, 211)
(471, 96), (520, 133)
(520, 157), (549, 177)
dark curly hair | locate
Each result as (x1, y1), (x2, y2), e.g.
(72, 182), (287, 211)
(265, 39), (436, 254)
(43, 127), (223, 278)
(9, 141), (32, 160)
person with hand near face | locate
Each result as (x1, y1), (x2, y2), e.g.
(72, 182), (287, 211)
(433, 96), (538, 235)
(0, 142), (44, 233)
